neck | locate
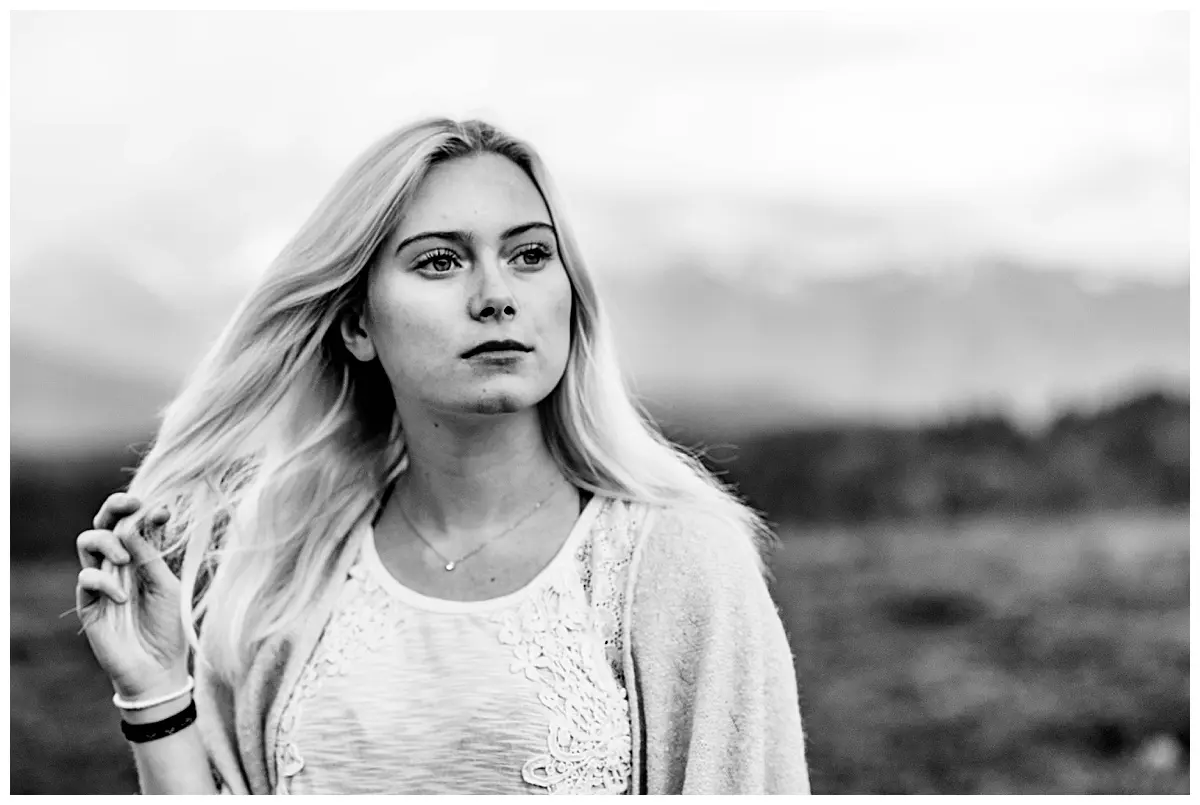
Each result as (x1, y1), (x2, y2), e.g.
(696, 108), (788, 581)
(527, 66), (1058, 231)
(390, 406), (572, 538)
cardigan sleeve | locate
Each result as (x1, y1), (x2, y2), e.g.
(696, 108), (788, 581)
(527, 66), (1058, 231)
(193, 653), (253, 795)
(629, 507), (811, 794)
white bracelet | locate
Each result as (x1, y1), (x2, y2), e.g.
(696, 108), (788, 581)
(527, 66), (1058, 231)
(112, 675), (195, 711)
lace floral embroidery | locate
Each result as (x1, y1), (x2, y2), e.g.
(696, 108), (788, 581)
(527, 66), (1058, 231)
(271, 499), (640, 795)
(494, 503), (639, 795)
(575, 503), (638, 683)
(273, 562), (403, 794)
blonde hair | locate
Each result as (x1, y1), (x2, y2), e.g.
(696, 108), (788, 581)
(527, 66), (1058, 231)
(123, 118), (772, 685)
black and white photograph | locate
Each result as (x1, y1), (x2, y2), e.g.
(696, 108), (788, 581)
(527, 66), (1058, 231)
(9, 9), (1190, 795)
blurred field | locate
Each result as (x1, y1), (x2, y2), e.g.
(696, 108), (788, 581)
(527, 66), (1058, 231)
(10, 507), (1187, 794)
(770, 507), (1189, 794)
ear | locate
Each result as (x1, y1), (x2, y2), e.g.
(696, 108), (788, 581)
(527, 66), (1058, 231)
(339, 305), (377, 363)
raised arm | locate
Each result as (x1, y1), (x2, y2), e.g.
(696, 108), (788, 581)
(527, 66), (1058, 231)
(75, 493), (217, 794)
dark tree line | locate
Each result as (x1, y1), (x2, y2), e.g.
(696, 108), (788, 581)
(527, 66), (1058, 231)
(665, 390), (1188, 525)
(10, 390), (1188, 561)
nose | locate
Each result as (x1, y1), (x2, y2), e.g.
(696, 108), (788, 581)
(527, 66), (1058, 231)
(469, 257), (518, 322)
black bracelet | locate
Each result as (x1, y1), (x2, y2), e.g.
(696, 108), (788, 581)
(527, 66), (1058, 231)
(120, 699), (198, 744)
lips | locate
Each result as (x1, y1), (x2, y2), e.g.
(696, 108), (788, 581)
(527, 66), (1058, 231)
(462, 340), (533, 359)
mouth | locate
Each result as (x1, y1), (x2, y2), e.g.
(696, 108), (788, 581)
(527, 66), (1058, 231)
(461, 340), (534, 359)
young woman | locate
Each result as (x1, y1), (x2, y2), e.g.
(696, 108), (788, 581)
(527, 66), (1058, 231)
(74, 118), (810, 795)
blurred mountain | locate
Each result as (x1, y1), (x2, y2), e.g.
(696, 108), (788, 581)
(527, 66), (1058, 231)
(10, 247), (226, 454)
(11, 339), (176, 453)
(10, 244), (1188, 453)
(11, 245), (229, 379)
(600, 259), (1188, 435)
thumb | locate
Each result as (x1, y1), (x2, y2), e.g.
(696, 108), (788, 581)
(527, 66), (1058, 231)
(114, 507), (177, 589)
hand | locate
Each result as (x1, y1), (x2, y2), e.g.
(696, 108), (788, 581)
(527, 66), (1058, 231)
(75, 493), (189, 700)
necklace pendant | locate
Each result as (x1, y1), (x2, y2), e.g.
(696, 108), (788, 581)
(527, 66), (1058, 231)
(444, 561), (456, 571)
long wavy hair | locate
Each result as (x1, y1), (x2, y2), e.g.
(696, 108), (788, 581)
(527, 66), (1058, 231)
(119, 118), (773, 685)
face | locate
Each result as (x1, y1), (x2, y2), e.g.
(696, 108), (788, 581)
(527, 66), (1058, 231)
(342, 152), (573, 420)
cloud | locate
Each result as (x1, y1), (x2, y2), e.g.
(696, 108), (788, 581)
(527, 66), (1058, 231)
(11, 11), (1187, 286)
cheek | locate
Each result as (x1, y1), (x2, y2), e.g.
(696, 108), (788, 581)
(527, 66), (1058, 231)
(545, 277), (574, 351)
(552, 297), (576, 381)
(556, 287), (573, 329)
(366, 288), (442, 372)
(550, 268), (573, 323)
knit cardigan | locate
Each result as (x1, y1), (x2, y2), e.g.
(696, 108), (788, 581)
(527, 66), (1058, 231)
(194, 497), (811, 794)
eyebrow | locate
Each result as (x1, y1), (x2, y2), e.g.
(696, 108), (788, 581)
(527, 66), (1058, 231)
(394, 221), (555, 254)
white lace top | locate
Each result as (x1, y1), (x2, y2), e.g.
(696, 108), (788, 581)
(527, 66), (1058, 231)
(272, 494), (637, 795)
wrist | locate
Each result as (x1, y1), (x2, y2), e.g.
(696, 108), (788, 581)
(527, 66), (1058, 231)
(113, 668), (190, 702)
(119, 692), (194, 726)
(113, 671), (195, 726)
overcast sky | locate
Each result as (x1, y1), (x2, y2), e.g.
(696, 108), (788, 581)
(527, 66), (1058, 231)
(10, 11), (1189, 290)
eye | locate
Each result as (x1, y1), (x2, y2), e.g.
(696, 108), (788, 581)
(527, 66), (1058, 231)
(512, 244), (554, 269)
(414, 248), (462, 274)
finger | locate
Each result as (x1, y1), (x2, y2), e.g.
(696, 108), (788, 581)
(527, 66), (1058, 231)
(111, 504), (171, 539)
(114, 513), (176, 589)
(147, 505), (172, 528)
(93, 493), (143, 530)
(76, 529), (132, 570)
(77, 566), (129, 606)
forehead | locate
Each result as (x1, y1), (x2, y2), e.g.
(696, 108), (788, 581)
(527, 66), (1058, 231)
(392, 153), (550, 241)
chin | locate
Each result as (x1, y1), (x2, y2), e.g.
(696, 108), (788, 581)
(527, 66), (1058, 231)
(469, 393), (526, 415)
(465, 381), (546, 415)
(441, 373), (560, 417)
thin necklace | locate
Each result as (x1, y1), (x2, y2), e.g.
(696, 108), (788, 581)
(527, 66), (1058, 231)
(396, 485), (562, 572)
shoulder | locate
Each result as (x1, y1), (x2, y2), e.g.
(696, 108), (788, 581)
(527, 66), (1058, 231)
(624, 501), (767, 618)
(638, 502), (763, 583)
(623, 500), (793, 701)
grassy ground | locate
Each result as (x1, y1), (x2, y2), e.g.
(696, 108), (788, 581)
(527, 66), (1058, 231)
(770, 508), (1189, 794)
(11, 562), (144, 794)
(10, 508), (1189, 794)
